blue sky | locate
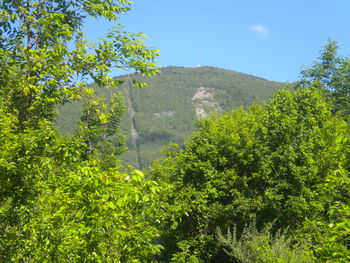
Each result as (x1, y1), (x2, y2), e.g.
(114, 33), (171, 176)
(85, 0), (350, 82)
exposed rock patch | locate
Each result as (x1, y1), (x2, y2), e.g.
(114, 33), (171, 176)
(195, 108), (207, 118)
(192, 87), (223, 118)
(154, 110), (175, 118)
(192, 87), (214, 100)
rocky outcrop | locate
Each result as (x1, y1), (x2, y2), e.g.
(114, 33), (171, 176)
(192, 87), (223, 118)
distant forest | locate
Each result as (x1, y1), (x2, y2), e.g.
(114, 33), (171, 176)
(57, 66), (283, 168)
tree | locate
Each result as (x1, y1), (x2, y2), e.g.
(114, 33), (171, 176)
(0, 117), (164, 261)
(0, 0), (164, 261)
(0, 0), (159, 128)
(78, 92), (128, 169)
(297, 39), (350, 121)
(151, 88), (350, 262)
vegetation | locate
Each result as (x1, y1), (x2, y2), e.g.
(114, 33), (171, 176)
(57, 66), (284, 168)
(150, 86), (350, 262)
(0, 1), (349, 262)
(0, 0), (162, 261)
(217, 219), (314, 263)
(297, 39), (350, 121)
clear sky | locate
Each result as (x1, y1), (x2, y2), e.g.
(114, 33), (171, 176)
(85, 0), (350, 82)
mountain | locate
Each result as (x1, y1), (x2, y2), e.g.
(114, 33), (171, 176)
(56, 66), (285, 168)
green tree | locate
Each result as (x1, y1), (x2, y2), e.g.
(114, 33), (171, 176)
(0, 0), (159, 129)
(151, 88), (350, 262)
(0, 0), (164, 261)
(297, 39), (350, 120)
(78, 92), (128, 169)
(300, 167), (350, 262)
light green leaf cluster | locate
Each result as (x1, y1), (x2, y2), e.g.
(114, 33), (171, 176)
(0, 0), (159, 129)
(0, 94), (164, 262)
(0, 0), (163, 261)
(77, 92), (128, 168)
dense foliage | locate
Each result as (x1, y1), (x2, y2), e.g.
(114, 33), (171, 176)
(150, 88), (350, 262)
(297, 39), (350, 121)
(0, 0), (163, 261)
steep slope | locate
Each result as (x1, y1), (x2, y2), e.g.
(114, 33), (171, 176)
(56, 66), (285, 168)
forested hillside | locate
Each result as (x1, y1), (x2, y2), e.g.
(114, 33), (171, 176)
(57, 66), (284, 168)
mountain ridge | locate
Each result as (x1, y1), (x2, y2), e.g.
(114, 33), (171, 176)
(160, 66), (275, 81)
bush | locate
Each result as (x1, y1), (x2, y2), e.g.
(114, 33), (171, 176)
(217, 219), (314, 263)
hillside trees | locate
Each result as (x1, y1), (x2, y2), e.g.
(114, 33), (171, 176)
(150, 88), (350, 262)
(0, 0), (163, 261)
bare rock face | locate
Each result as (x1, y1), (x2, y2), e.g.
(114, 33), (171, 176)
(191, 87), (214, 100)
(192, 87), (223, 118)
(154, 111), (175, 118)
